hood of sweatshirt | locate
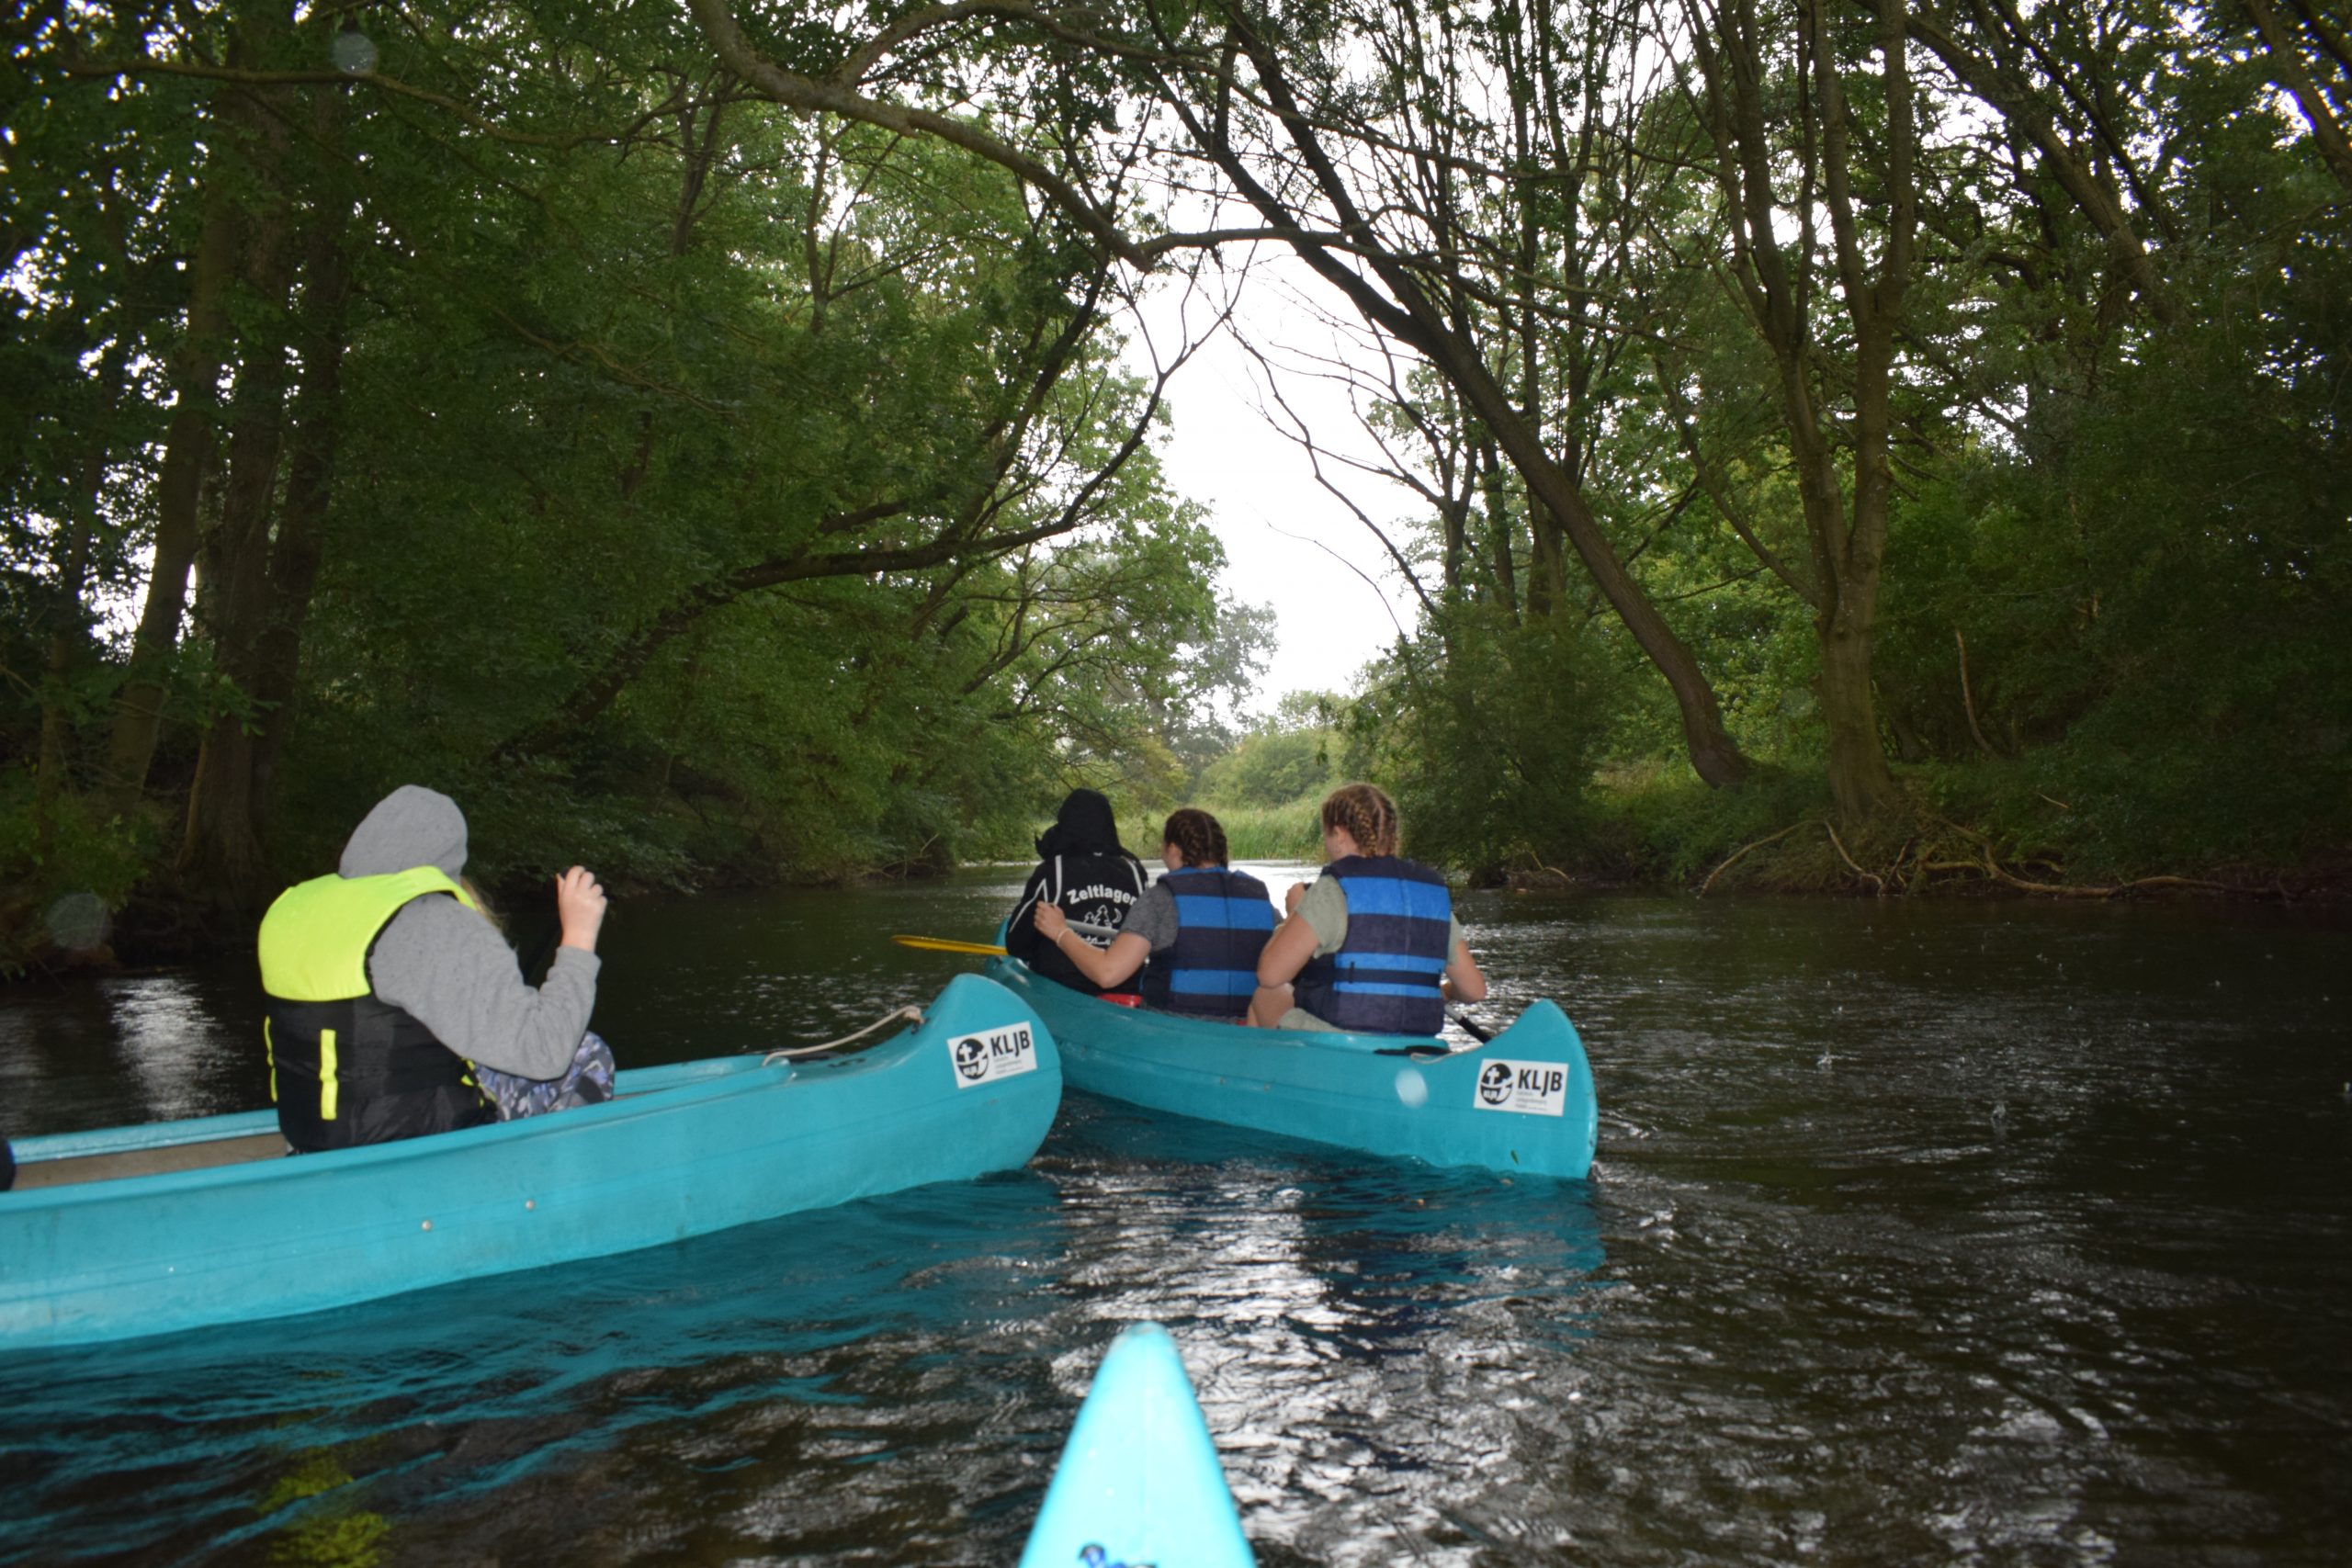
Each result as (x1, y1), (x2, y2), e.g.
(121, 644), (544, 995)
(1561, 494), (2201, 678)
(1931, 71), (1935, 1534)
(1034, 787), (1129, 859)
(338, 785), (469, 881)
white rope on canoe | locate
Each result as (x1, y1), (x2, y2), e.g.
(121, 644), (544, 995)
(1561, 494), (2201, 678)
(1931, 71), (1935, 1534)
(762, 1005), (924, 1065)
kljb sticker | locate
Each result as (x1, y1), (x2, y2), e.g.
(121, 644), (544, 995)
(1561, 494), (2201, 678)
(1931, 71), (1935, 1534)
(1473, 1057), (1568, 1117)
(949, 1022), (1038, 1088)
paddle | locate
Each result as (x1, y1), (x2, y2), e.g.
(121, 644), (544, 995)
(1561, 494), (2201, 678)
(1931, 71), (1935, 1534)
(1375, 1010), (1498, 1057)
(893, 919), (1120, 957)
(892, 934), (1009, 955)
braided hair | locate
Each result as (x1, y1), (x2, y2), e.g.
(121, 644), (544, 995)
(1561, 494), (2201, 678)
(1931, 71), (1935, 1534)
(1160, 807), (1230, 868)
(1318, 783), (1400, 858)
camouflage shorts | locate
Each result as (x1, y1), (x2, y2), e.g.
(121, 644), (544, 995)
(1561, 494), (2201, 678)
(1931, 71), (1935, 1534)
(473, 1030), (616, 1121)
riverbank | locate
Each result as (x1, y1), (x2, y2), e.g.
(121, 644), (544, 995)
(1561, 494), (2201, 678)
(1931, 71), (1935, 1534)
(1190, 768), (2350, 904)
(1563, 763), (2352, 903)
(10, 763), (2344, 985)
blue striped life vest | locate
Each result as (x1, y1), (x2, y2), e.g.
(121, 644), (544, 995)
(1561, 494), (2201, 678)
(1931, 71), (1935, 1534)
(1139, 867), (1278, 1018)
(1292, 855), (1453, 1035)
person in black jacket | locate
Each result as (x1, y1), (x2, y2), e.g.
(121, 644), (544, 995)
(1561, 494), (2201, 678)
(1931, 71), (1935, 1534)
(1005, 789), (1147, 996)
(1032, 807), (1278, 1018)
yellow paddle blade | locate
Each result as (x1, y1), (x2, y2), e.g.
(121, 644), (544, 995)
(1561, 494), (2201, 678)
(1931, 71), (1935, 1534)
(891, 934), (1009, 956)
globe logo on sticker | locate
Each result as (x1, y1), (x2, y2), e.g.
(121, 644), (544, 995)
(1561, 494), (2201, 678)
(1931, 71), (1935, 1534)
(1477, 1061), (1514, 1105)
(953, 1037), (989, 1080)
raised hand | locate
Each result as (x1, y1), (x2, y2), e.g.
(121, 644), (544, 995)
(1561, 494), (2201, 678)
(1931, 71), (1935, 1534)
(555, 866), (607, 953)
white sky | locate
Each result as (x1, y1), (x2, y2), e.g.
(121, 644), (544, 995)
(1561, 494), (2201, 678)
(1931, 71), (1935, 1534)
(1125, 258), (1430, 719)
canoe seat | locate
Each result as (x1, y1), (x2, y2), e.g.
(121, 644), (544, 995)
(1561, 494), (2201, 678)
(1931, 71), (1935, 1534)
(14, 1130), (293, 1191)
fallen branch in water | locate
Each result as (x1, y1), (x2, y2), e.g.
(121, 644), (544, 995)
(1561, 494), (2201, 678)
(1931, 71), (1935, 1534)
(1703, 807), (2262, 900)
(1975, 851), (2236, 899)
(1510, 852), (1576, 887)
(1699, 822), (1808, 896)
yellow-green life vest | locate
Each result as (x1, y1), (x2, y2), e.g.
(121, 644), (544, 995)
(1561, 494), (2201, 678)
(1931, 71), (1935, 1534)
(257, 868), (494, 1152)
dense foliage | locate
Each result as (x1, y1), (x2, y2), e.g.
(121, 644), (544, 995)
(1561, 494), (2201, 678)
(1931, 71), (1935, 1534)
(1, 3), (1267, 964)
(5, 0), (2346, 969)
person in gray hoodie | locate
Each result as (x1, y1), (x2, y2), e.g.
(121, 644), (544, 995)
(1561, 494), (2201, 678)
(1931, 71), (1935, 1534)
(256, 784), (612, 1151)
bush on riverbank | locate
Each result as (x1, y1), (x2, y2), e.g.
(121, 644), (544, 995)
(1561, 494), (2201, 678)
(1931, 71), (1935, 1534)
(1578, 751), (2351, 899)
(0, 778), (158, 974)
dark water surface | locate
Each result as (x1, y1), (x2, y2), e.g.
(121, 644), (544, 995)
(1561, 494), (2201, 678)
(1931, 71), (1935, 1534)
(2, 871), (2347, 1565)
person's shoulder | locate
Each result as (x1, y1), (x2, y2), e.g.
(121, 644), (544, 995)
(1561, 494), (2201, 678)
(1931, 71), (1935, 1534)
(1299, 874), (1348, 919)
(375, 890), (495, 961)
(379, 886), (461, 928)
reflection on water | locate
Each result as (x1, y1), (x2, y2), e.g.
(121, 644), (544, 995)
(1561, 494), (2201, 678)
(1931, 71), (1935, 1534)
(2, 878), (2347, 1564)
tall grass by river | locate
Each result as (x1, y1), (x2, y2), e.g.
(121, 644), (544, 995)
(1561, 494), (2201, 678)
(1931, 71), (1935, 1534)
(1199, 796), (1323, 861)
(1099, 796), (1323, 863)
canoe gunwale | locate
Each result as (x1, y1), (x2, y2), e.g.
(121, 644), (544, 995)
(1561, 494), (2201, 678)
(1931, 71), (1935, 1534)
(1, 976), (1063, 1350)
(8, 1055), (807, 1209)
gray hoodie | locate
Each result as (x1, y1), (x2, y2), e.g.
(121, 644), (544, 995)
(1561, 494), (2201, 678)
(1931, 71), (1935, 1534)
(343, 785), (601, 1079)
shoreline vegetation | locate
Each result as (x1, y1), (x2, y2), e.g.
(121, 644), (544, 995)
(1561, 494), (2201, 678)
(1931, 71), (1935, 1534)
(1198, 778), (2350, 905)
(10, 756), (2341, 984)
(6, 10), (2345, 976)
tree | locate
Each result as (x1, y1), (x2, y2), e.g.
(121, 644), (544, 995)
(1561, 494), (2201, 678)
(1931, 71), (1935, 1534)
(688, 0), (1758, 791)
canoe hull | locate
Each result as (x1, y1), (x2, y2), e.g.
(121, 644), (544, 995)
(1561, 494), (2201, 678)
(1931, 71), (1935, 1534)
(1020, 1321), (1254, 1568)
(984, 957), (1597, 1179)
(1, 974), (1061, 1352)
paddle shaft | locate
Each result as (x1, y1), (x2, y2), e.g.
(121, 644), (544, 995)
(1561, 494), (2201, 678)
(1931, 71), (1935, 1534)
(892, 935), (1008, 954)
(893, 918), (1118, 958)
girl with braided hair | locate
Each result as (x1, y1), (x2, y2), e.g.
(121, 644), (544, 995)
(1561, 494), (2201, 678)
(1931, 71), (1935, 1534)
(1031, 807), (1278, 1018)
(1247, 783), (1487, 1034)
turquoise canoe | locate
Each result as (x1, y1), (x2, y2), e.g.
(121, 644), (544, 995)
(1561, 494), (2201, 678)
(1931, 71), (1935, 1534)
(0, 974), (1060, 1352)
(984, 955), (1597, 1179)
(1021, 1321), (1254, 1568)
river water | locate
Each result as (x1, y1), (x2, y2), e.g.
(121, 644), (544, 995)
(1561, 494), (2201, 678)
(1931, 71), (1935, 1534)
(2, 868), (2346, 1566)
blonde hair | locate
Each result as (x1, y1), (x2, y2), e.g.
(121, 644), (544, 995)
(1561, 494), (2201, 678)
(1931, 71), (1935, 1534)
(458, 876), (504, 933)
(1318, 783), (1399, 858)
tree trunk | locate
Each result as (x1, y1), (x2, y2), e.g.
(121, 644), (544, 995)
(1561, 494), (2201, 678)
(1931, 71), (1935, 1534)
(1818, 601), (1894, 822)
(1225, 15), (1751, 786)
(2240, 0), (2352, 196)
(104, 138), (238, 804)
(245, 90), (356, 841)
(36, 344), (127, 857)
(1426, 334), (1749, 787)
(177, 74), (300, 912)
(1684, 0), (1911, 816)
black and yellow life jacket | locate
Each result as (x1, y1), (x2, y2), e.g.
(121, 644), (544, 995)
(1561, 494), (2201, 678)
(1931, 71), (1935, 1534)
(257, 867), (495, 1153)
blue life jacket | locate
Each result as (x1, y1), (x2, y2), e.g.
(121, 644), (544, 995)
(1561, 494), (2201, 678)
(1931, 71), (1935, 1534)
(1139, 867), (1278, 1018)
(1292, 855), (1453, 1035)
